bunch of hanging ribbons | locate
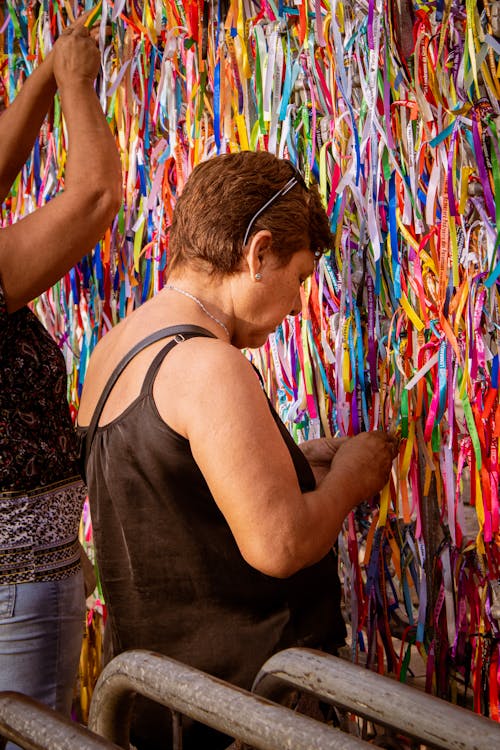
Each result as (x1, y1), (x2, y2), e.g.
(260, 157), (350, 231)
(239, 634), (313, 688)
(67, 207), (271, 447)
(1, 0), (499, 718)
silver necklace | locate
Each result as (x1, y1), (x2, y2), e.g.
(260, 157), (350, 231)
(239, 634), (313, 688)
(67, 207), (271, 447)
(165, 285), (230, 339)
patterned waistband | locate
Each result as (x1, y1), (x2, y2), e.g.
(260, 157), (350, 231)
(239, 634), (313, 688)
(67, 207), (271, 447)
(0, 475), (87, 585)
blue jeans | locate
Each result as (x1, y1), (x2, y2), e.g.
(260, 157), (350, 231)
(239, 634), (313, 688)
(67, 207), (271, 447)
(0, 570), (85, 750)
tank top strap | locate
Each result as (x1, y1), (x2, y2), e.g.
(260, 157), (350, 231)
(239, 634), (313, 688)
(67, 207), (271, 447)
(81, 325), (215, 480)
(140, 328), (215, 395)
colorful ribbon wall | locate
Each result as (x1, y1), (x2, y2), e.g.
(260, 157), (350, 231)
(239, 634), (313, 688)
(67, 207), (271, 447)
(1, 0), (499, 719)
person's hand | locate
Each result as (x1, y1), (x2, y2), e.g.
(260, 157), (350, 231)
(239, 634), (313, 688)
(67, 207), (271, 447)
(329, 431), (400, 504)
(65, 8), (112, 45)
(299, 436), (349, 483)
(52, 20), (101, 89)
(64, 9), (95, 31)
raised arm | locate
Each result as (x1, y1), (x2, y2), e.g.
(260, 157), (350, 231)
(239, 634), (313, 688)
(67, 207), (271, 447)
(0, 11), (95, 203)
(0, 53), (57, 202)
(0, 24), (121, 313)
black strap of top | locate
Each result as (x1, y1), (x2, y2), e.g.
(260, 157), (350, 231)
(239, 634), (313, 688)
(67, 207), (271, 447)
(141, 339), (180, 395)
(82, 325), (216, 475)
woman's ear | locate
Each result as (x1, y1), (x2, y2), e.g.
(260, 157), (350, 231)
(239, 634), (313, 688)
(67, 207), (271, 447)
(244, 230), (273, 280)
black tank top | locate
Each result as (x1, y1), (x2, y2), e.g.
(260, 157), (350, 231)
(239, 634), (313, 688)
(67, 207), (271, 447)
(79, 326), (345, 748)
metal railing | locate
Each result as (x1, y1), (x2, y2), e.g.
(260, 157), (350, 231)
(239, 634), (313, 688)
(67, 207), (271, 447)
(88, 649), (375, 750)
(0, 692), (121, 750)
(7, 647), (496, 750)
(252, 648), (500, 750)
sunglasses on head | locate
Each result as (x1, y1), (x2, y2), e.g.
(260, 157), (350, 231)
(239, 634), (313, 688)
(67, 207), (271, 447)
(242, 161), (308, 246)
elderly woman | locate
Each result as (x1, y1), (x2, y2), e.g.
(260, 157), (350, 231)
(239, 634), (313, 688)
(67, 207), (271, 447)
(78, 150), (398, 749)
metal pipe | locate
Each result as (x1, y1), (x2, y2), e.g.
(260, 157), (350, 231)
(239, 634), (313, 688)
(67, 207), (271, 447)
(0, 692), (121, 750)
(88, 649), (374, 750)
(252, 648), (500, 750)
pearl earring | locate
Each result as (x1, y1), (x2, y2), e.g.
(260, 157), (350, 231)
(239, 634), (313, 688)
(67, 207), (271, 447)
(255, 273), (262, 281)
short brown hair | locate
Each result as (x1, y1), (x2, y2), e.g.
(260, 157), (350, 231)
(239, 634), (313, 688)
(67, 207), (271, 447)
(167, 150), (333, 275)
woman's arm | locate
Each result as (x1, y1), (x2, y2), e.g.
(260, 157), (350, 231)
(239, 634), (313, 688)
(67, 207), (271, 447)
(0, 54), (56, 202)
(156, 339), (399, 579)
(0, 12), (93, 203)
(0, 24), (121, 312)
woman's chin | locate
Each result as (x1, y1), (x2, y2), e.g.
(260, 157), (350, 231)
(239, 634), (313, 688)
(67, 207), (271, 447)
(239, 332), (271, 350)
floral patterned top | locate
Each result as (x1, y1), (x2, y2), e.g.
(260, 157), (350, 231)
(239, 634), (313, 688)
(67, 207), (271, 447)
(0, 281), (81, 491)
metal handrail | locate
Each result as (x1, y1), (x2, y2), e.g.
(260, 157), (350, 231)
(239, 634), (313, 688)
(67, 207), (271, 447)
(252, 648), (500, 750)
(0, 692), (121, 750)
(88, 649), (375, 750)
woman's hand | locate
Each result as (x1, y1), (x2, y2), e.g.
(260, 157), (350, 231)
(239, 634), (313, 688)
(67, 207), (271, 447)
(52, 23), (101, 90)
(299, 436), (349, 484)
(328, 431), (400, 504)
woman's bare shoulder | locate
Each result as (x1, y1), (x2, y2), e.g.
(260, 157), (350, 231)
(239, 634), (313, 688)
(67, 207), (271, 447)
(158, 336), (261, 395)
(153, 337), (266, 435)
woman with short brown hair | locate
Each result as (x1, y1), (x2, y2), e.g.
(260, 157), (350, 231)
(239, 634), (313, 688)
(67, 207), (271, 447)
(78, 149), (398, 749)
